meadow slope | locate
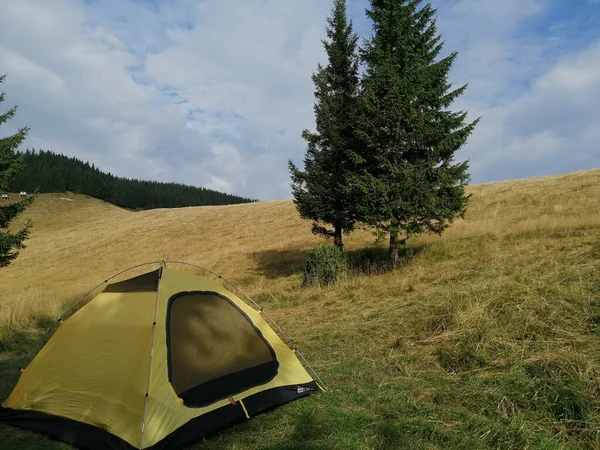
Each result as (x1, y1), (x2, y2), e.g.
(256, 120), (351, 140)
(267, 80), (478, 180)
(1, 169), (600, 449)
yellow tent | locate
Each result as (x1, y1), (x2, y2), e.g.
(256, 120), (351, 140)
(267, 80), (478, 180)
(0, 262), (323, 449)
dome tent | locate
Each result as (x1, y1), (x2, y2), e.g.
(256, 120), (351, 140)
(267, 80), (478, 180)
(0, 261), (324, 449)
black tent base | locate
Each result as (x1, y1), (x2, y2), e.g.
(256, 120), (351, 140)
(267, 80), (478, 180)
(0, 381), (320, 450)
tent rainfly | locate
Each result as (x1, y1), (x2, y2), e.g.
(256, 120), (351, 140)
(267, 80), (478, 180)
(0, 262), (323, 450)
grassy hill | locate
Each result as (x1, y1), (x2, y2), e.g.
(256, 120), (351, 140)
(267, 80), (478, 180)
(1, 169), (599, 449)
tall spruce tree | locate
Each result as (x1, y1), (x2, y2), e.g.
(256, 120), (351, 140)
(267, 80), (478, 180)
(289, 0), (361, 249)
(0, 74), (34, 268)
(355, 0), (480, 265)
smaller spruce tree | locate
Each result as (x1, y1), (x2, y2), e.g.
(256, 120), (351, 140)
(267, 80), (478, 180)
(289, 0), (361, 250)
(0, 74), (34, 268)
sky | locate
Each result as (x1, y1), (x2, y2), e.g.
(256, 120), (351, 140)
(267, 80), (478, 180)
(0, 0), (598, 201)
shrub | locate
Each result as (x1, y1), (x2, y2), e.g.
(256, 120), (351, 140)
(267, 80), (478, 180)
(302, 245), (348, 287)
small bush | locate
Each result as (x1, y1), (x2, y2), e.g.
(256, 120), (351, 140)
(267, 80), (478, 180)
(302, 244), (348, 287)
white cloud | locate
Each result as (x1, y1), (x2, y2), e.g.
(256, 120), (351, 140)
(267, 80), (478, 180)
(205, 175), (233, 194)
(0, 0), (331, 200)
(209, 144), (243, 176)
(469, 39), (600, 178)
(0, 0), (598, 201)
(431, 0), (600, 181)
(143, 0), (327, 134)
(0, 0), (215, 189)
(0, 47), (69, 98)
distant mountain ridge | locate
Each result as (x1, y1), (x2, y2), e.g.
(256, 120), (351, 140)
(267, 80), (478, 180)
(8, 149), (257, 209)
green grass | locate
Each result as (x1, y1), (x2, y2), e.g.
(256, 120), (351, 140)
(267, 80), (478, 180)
(2, 227), (599, 449)
(204, 230), (600, 449)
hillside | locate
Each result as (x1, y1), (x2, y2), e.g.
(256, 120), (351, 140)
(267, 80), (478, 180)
(6, 149), (256, 209)
(1, 169), (600, 449)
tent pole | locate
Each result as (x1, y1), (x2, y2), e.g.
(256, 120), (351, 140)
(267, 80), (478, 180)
(139, 260), (164, 449)
(59, 261), (163, 322)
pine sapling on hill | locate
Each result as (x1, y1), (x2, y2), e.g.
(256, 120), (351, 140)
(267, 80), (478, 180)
(355, 0), (480, 266)
(0, 74), (34, 268)
(289, 0), (361, 250)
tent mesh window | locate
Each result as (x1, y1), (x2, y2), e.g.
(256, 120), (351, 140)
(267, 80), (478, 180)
(166, 291), (279, 407)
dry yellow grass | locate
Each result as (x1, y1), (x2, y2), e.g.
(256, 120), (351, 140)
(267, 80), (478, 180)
(1, 169), (598, 329)
(1, 168), (600, 449)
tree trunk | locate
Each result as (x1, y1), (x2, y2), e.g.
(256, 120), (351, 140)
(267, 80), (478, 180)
(388, 229), (399, 267)
(333, 223), (343, 250)
(388, 221), (407, 268)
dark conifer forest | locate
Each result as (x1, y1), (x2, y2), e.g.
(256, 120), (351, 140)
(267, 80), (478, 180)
(7, 149), (256, 209)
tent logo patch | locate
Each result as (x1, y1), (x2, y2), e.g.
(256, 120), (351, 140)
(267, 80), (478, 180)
(297, 386), (312, 394)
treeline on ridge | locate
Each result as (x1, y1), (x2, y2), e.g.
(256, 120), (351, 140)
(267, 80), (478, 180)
(8, 149), (256, 209)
